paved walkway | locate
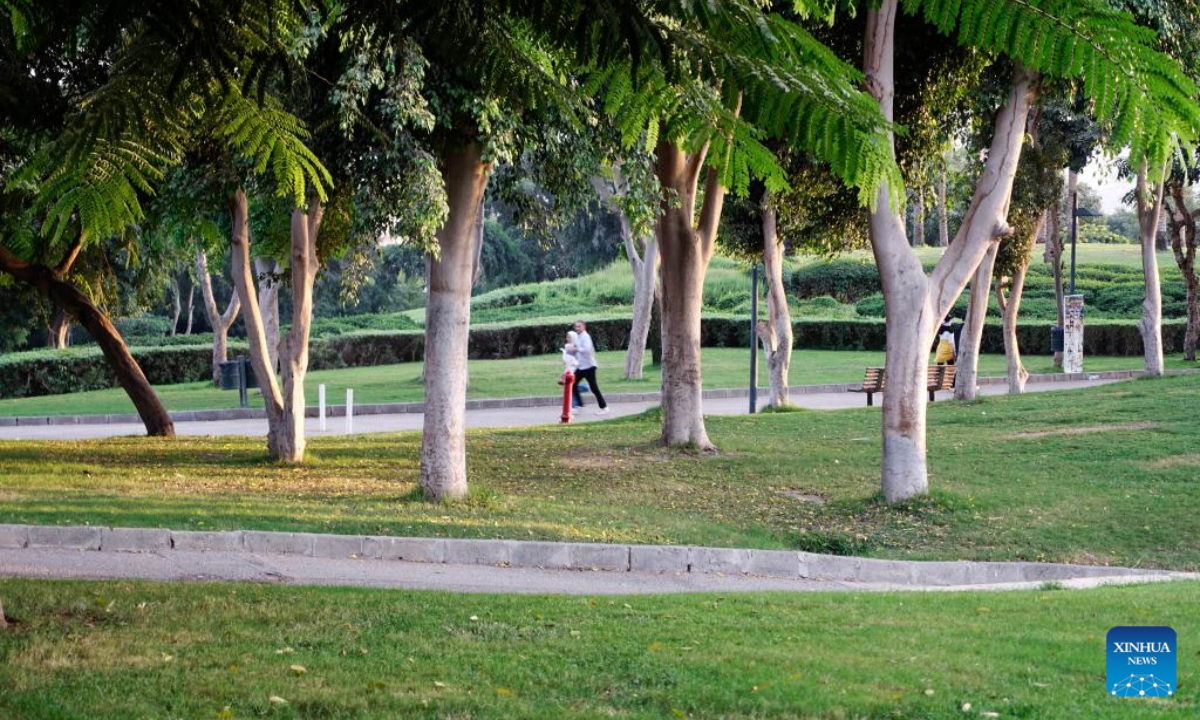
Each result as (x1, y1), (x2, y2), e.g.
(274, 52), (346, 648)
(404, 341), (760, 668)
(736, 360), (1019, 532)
(2, 523), (1191, 595)
(0, 377), (1118, 441)
(0, 548), (1188, 595)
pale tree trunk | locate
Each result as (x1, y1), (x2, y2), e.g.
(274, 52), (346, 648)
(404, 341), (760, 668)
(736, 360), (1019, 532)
(626, 239), (659, 379)
(46, 310), (71, 348)
(255, 258), (282, 371)
(1136, 164), (1167, 376)
(421, 141), (492, 501)
(864, 0), (1036, 502)
(998, 212), (1046, 394)
(938, 159), (950, 247)
(655, 133), (732, 450)
(953, 244), (997, 400)
(196, 250), (241, 384)
(914, 189), (926, 247)
(997, 267), (1030, 393)
(1166, 181), (1200, 361)
(276, 202), (322, 462)
(755, 191), (792, 407)
(591, 173), (659, 380)
(228, 189), (324, 462)
(169, 275), (181, 336)
(184, 282), (195, 335)
(1043, 190), (1065, 367)
(472, 196), (486, 287)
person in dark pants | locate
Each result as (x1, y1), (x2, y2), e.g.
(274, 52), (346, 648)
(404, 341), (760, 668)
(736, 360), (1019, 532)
(572, 320), (608, 414)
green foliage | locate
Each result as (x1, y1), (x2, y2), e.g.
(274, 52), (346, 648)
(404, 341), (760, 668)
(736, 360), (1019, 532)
(902, 0), (1200, 173)
(3, 0), (333, 250)
(789, 259), (883, 302)
(1079, 223), (1135, 244)
(585, 6), (901, 206)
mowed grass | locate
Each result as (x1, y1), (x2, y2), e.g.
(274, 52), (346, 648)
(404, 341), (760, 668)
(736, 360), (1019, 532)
(0, 578), (1196, 719)
(0, 347), (1189, 417)
(1, 376), (1199, 569)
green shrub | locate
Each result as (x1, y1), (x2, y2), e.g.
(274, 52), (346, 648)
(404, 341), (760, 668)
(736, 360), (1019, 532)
(0, 344), (239, 400)
(309, 312), (419, 337)
(790, 260), (881, 302)
(853, 294), (886, 317)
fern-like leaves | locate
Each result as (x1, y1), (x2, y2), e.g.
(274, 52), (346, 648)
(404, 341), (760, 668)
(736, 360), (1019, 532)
(902, 0), (1200, 172)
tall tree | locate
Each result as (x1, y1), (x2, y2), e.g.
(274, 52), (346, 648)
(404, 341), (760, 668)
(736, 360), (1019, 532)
(196, 250), (241, 383)
(860, 0), (1199, 500)
(1164, 165), (1200, 360)
(591, 164), (660, 380)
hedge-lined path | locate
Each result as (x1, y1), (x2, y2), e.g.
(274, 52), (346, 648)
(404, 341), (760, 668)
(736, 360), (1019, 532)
(0, 375), (1122, 440)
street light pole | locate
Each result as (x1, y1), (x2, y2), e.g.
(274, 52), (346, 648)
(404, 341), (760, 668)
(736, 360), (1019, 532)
(749, 264), (758, 414)
(1069, 188), (1078, 295)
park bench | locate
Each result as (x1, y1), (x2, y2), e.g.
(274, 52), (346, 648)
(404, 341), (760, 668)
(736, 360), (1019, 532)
(848, 365), (956, 406)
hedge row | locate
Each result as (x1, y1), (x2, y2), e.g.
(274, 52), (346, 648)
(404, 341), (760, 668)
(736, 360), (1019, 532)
(0, 317), (1183, 399)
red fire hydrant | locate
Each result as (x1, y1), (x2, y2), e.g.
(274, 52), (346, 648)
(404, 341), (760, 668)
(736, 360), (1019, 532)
(560, 370), (576, 423)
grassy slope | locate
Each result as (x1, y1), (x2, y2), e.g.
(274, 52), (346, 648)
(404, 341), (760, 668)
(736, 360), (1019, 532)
(1, 376), (1198, 569)
(1, 347), (1191, 417)
(0, 578), (1195, 719)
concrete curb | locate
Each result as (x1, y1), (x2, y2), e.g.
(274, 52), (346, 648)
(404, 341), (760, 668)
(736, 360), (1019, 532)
(6, 368), (1191, 427)
(0, 523), (1186, 587)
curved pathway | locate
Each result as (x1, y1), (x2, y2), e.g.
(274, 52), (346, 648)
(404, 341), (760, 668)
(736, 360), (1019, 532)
(0, 377), (1118, 441)
(1, 523), (1192, 595)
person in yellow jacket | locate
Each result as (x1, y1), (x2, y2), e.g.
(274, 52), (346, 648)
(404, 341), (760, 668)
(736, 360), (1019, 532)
(935, 319), (956, 365)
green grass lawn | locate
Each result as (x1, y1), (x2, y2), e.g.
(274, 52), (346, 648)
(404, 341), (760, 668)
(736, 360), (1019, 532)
(0, 578), (1195, 718)
(1, 347), (1192, 418)
(1, 375), (1198, 569)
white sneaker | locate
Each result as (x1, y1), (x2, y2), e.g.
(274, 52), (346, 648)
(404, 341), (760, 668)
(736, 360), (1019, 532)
(596, 407), (609, 415)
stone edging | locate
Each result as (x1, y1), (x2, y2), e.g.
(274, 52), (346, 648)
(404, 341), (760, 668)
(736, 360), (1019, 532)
(3, 368), (1188, 427)
(0, 523), (1183, 587)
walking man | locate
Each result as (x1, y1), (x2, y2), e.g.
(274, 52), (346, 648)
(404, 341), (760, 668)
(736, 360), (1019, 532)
(572, 320), (608, 414)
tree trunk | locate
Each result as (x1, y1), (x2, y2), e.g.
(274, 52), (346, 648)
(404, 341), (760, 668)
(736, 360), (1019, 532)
(1167, 181), (1199, 361)
(591, 174), (659, 380)
(276, 202), (322, 462)
(197, 250), (241, 384)
(169, 275), (181, 336)
(626, 239), (659, 379)
(756, 192), (792, 407)
(938, 159), (950, 247)
(0, 245), (174, 437)
(1135, 164), (1166, 377)
(997, 269), (1030, 393)
(255, 258), (281, 371)
(953, 244), (997, 400)
(46, 310), (71, 349)
(914, 190), (926, 247)
(421, 141), (492, 501)
(184, 282), (195, 335)
(864, 0), (1036, 502)
(228, 189), (323, 462)
(655, 138), (728, 450)
(1043, 191), (1065, 367)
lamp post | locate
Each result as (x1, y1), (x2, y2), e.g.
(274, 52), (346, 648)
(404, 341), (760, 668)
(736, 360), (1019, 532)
(1069, 198), (1102, 294)
(1063, 193), (1102, 373)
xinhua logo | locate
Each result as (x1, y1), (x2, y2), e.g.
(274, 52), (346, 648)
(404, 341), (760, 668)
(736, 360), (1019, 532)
(1107, 626), (1177, 697)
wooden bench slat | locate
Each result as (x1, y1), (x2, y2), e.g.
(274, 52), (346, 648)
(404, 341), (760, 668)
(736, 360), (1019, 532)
(850, 365), (955, 406)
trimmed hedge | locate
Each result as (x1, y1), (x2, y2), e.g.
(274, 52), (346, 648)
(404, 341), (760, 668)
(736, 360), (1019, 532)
(0, 316), (1184, 399)
(0, 344), (244, 400)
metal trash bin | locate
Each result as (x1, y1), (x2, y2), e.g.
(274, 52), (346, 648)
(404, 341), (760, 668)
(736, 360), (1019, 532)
(218, 357), (259, 390)
(1050, 326), (1064, 353)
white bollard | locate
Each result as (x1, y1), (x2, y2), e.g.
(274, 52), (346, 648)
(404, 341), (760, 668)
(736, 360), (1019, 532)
(345, 388), (354, 434)
(318, 384), (327, 432)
